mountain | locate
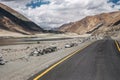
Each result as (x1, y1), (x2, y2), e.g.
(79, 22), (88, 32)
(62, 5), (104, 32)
(59, 11), (120, 36)
(0, 3), (43, 35)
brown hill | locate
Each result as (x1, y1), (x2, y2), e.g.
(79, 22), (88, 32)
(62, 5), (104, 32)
(0, 3), (43, 35)
(59, 11), (120, 35)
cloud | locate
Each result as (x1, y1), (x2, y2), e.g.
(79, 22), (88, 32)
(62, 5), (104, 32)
(0, 0), (119, 29)
(0, 0), (30, 1)
(1, 0), (16, 1)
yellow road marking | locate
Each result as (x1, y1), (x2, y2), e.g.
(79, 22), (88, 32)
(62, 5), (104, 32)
(115, 40), (120, 52)
(33, 42), (93, 80)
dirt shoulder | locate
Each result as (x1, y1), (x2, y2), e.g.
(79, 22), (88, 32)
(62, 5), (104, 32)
(0, 37), (95, 80)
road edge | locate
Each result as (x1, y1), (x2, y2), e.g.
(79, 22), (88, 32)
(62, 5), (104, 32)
(33, 41), (95, 80)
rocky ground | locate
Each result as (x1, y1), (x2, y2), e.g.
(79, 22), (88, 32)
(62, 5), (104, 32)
(0, 37), (95, 80)
(0, 38), (80, 61)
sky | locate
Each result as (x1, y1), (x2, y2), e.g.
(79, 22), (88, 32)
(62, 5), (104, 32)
(0, 0), (120, 29)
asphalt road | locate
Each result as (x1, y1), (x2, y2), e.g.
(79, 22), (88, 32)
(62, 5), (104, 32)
(31, 39), (120, 80)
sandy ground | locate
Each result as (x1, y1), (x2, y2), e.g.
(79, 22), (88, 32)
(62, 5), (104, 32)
(0, 37), (95, 80)
(0, 38), (81, 61)
(0, 32), (91, 39)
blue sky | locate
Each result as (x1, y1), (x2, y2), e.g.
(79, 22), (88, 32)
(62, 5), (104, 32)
(26, 0), (50, 8)
(26, 0), (120, 9)
(109, 0), (120, 4)
(0, 0), (120, 29)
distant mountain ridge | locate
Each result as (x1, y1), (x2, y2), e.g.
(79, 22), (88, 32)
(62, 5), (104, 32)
(59, 11), (120, 35)
(0, 3), (43, 35)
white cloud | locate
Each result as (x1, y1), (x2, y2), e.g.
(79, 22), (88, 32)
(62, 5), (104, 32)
(0, 0), (119, 29)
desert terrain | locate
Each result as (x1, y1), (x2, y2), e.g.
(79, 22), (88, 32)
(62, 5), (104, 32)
(0, 34), (97, 80)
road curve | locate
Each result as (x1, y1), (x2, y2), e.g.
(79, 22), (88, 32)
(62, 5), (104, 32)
(30, 39), (120, 80)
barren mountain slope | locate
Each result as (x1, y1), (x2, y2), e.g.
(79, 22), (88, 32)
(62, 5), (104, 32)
(59, 11), (120, 35)
(0, 3), (43, 35)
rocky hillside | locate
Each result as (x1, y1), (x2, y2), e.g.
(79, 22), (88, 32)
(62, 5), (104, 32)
(0, 3), (43, 35)
(59, 11), (120, 35)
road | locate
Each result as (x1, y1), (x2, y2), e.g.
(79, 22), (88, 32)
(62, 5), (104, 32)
(31, 39), (120, 80)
